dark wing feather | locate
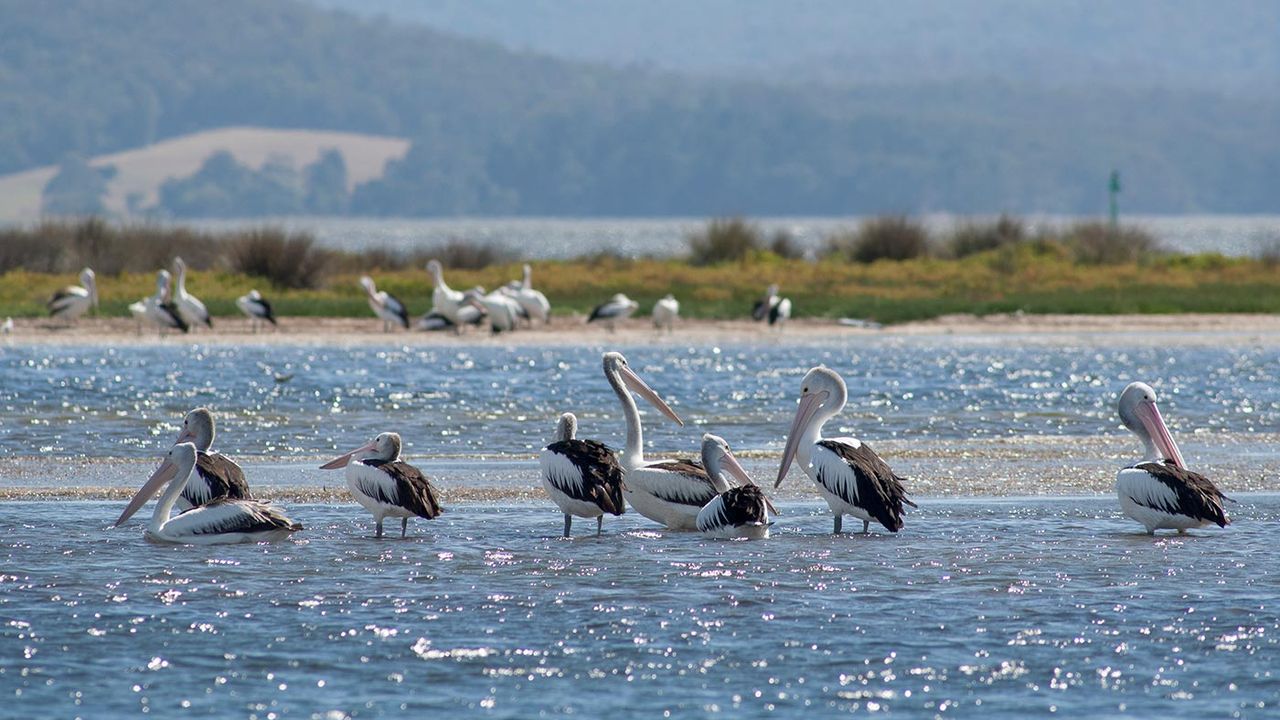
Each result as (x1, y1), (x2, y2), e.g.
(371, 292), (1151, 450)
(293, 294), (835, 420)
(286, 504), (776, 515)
(374, 460), (443, 519)
(547, 438), (626, 515)
(646, 458), (719, 506)
(385, 292), (410, 328)
(751, 298), (767, 321)
(191, 499), (302, 534)
(587, 302), (609, 322)
(1133, 460), (1230, 527)
(721, 485), (769, 525)
(188, 451), (252, 505)
(161, 301), (190, 332)
(817, 440), (916, 532)
(257, 297), (277, 325)
(768, 300), (782, 325)
(47, 287), (80, 312)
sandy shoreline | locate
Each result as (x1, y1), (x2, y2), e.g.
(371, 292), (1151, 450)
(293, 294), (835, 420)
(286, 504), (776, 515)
(6, 312), (1280, 346)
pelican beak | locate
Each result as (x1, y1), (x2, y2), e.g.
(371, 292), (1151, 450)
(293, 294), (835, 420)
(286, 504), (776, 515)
(1136, 399), (1186, 469)
(619, 363), (684, 426)
(320, 441), (376, 470)
(114, 459), (179, 527)
(720, 447), (755, 487)
(175, 428), (195, 444)
(775, 390), (828, 488)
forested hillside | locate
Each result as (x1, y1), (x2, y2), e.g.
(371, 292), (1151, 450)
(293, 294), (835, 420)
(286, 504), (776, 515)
(1, 0), (1276, 215)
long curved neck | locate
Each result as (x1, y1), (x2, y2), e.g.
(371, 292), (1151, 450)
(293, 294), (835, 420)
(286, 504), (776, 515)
(606, 366), (644, 469)
(1135, 428), (1160, 462)
(433, 268), (451, 293)
(703, 452), (732, 493)
(800, 394), (844, 465)
(175, 264), (187, 293)
(196, 425), (214, 452)
(152, 459), (194, 530)
(522, 266), (532, 291)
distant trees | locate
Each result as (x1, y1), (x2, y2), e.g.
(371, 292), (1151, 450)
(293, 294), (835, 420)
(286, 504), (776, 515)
(42, 155), (117, 216)
(155, 149), (351, 217)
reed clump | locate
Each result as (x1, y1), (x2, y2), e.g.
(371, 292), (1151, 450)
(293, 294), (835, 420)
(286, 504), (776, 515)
(687, 217), (762, 265)
(1058, 222), (1161, 265)
(225, 228), (333, 289)
(825, 215), (932, 263)
(0, 218), (220, 274)
(945, 215), (1026, 258)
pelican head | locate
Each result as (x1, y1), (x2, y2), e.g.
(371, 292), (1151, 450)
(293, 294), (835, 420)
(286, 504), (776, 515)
(114, 442), (198, 527)
(775, 366), (849, 487)
(701, 433), (754, 492)
(1118, 381), (1186, 468)
(602, 351), (684, 426)
(553, 412), (578, 443)
(359, 275), (377, 296)
(156, 269), (173, 302)
(615, 294), (639, 311)
(176, 407), (215, 452)
(173, 256), (186, 277)
(80, 268), (98, 307)
(321, 431), (402, 469)
(765, 283), (779, 297)
(426, 259), (443, 285)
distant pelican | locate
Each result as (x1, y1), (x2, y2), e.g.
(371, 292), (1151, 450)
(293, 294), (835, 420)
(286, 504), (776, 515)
(1116, 382), (1231, 534)
(135, 270), (189, 335)
(47, 267), (97, 323)
(321, 432), (443, 538)
(114, 443), (302, 545)
(426, 259), (466, 327)
(473, 288), (524, 334)
(1, 317), (12, 336)
(775, 366), (916, 533)
(172, 257), (213, 330)
(601, 352), (720, 529)
(502, 264), (551, 325)
(539, 412), (626, 537)
(588, 294), (639, 332)
(752, 283), (791, 328)
(173, 407), (253, 513)
(360, 275), (409, 331)
(236, 289), (277, 332)
(651, 294), (679, 333)
(696, 433), (777, 539)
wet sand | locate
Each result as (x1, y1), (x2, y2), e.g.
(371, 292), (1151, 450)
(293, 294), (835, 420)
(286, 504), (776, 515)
(6, 312), (1280, 346)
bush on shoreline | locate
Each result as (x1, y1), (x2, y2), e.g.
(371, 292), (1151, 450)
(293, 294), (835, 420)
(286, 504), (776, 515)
(825, 216), (932, 263)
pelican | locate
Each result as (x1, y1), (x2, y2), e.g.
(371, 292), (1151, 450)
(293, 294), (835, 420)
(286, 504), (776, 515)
(775, 367), (916, 534)
(473, 288), (524, 334)
(1, 317), (12, 336)
(172, 257), (213, 330)
(236, 289), (277, 332)
(501, 264), (551, 325)
(426, 259), (466, 327)
(588, 294), (639, 332)
(539, 412), (626, 537)
(135, 270), (188, 335)
(113, 443), (302, 545)
(651, 294), (679, 333)
(696, 433), (777, 539)
(601, 351), (721, 529)
(173, 407), (253, 512)
(1116, 382), (1231, 534)
(47, 267), (97, 323)
(321, 432), (443, 538)
(360, 275), (409, 331)
(751, 283), (791, 327)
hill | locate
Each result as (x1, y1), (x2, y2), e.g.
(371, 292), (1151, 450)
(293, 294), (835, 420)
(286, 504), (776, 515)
(0, 0), (1277, 216)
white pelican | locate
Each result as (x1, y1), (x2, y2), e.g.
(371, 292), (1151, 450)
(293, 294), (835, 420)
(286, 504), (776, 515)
(651, 294), (679, 333)
(502, 264), (551, 325)
(236, 289), (277, 332)
(134, 270), (189, 335)
(321, 431), (443, 538)
(173, 407), (253, 512)
(588, 294), (639, 332)
(696, 433), (777, 540)
(539, 412), (626, 537)
(473, 288), (524, 334)
(426, 259), (466, 326)
(1, 317), (12, 336)
(113, 443), (302, 545)
(47, 267), (97, 322)
(1116, 382), (1231, 534)
(360, 275), (409, 331)
(602, 351), (720, 529)
(172, 257), (213, 330)
(775, 366), (916, 534)
(752, 283), (791, 327)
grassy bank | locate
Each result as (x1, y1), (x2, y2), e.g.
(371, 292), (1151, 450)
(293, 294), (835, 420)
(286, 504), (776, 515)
(1, 218), (1278, 323)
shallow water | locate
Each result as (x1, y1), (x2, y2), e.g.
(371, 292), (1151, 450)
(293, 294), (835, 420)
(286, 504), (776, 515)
(2, 496), (1277, 718)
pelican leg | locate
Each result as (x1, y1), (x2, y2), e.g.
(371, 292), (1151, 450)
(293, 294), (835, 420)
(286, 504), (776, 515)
(375, 519), (384, 538)
(401, 517), (409, 538)
(833, 515), (843, 534)
(862, 520), (870, 534)
(596, 516), (603, 536)
(563, 514), (572, 538)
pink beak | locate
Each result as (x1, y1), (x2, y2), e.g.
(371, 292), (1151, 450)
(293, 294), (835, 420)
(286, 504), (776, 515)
(775, 390), (827, 488)
(114, 458), (179, 527)
(1135, 399), (1186, 469)
(619, 363), (684, 426)
(175, 428), (195, 444)
(321, 440), (377, 470)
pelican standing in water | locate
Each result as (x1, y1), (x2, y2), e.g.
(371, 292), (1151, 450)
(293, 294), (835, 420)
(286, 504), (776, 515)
(173, 407), (253, 512)
(360, 275), (409, 331)
(47, 267), (98, 323)
(539, 412), (626, 537)
(321, 432), (443, 538)
(172, 257), (213, 330)
(236, 289), (277, 332)
(1115, 382), (1231, 534)
(588, 294), (639, 332)
(776, 367), (916, 533)
(696, 434), (777, 539)
(651, 294), (679, 333)
(602, 352), (722, 529)
(114, 443), (302, 545)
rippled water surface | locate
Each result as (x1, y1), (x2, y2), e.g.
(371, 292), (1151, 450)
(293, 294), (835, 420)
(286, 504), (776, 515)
(3, 497), (1278, 718)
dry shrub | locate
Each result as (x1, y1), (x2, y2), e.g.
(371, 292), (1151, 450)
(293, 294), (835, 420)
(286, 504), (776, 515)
(946, 215), (1025, 258)
(1062, 222), (1160, 265)
(687, 217), (762, 265)
(1255, 236), (1280, 268)
(826, 216), (931, 263)
(226, 228), (332, 288)
(768, 229), (805, 259)
(0, 218), (219, 274)
(421, 238), (515, 270)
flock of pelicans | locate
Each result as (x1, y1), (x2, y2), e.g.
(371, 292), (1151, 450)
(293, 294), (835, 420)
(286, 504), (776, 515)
(109, 352), (1232, 545)
(39, 260), (794, 335)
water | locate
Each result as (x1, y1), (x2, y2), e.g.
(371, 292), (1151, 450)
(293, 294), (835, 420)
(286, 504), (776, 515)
(3, 496), (1278, 718)
(187, 215), (1280, 259)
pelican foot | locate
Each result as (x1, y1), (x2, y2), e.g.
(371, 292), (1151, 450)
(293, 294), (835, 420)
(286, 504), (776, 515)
(596, 516), (603, 536)
(563, 514), (572, 538)
(833, 515), (843, 534)
(401, 517), (409, 538)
